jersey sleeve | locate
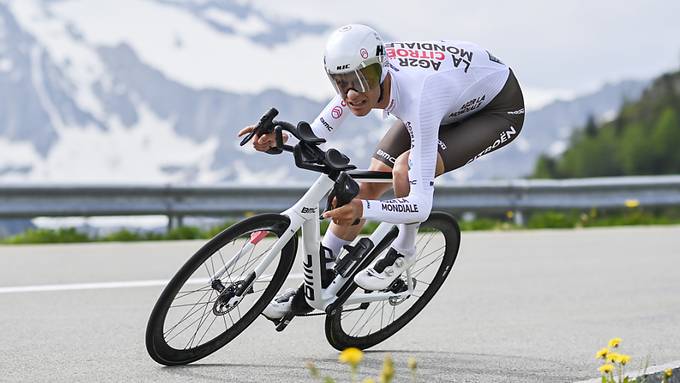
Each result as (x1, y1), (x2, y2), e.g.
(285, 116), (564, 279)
(360, 75), (449, 224)
(309, 94), (350, 142)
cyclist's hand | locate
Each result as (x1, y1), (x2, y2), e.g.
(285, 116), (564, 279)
(322, 199), (363, 226)
(237, 125), (288, 152)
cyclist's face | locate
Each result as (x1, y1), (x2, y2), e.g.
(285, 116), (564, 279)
(344, 86), (380, 117)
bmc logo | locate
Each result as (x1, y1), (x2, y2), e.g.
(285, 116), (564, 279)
(336, 64), (350, 70)
(301, 207), (317, 214)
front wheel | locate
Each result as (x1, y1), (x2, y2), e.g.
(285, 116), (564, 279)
(324, 212), (460, 350)
(145, 214), (297, 365)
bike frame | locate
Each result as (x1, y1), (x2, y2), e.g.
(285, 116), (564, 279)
(235, 171), (416, 313)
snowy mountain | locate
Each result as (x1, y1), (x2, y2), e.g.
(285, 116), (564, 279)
(0, 0), (650, 185)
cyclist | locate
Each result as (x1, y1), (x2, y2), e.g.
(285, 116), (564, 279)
(238, 24), (525, 321)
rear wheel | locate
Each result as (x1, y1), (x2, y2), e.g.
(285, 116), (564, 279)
(324, 212), (460, 350)
(145, 214), (296, 365)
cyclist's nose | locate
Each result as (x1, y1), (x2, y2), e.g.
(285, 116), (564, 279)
(346, 88), (362, 101)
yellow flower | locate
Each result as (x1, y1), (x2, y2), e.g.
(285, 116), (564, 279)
(407, 356), (418, 371)
(665, 368), (673, 377)
(339, 347), (364, 368)
(362, 379), (376, 383)
(595, 348), (609, 360)
(618, 354), (631, 365)
(599, 364), (615, 374)
(380, 355), (395, 383)
(606, 352), (620, 364)
(608, 337), (622, 348)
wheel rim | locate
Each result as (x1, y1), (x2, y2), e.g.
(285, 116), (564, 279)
(160, 227), (283, 351)
(336, 225), (448, 340)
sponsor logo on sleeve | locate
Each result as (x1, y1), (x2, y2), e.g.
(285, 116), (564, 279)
(376, 149), (396, 164)
(319, 117), (333, 132)
(331, 106), (343, 119)
(380, 198), (420, 213)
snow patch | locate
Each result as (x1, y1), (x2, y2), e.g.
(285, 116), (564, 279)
(4, 104), (223, 184)
(10, 0), (109, 121)
(0, 137), (41, 181)
(203, 8), (270, 36)
(232, 160), (289, 185)
(0, 58), (12, 72)
(52, 105), (218, 183)
(523, 87), (578, 111)
(39, 0), (332, 101)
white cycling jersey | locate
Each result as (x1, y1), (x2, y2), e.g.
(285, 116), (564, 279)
(310, 40), (510, 224)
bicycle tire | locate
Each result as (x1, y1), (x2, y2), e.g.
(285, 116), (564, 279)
(324, 212), (460, 350)
(145, 214), (297, 365)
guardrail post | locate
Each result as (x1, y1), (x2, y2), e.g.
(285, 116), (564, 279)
(513, 210), (525, 226)
(167, 215), (184, 231)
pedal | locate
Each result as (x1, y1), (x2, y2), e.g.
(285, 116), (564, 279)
(275, 312), (295, 332)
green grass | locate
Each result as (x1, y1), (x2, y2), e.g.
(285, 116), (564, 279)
(2, 208), (679, 245)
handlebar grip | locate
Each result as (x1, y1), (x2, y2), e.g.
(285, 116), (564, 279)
(239, 108), (279, 146)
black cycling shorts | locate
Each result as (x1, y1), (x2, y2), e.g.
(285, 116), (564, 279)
(372, 69), (525, 173)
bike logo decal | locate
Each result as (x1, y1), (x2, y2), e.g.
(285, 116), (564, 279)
(301, 207), (317, 214)
(303, 254), (315, 300)
(331, 106), (343, 119)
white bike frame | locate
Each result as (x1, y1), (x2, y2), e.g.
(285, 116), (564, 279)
(235, 171), (416, 313)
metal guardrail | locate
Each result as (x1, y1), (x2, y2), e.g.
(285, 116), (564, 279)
(1, 175), (679, 226)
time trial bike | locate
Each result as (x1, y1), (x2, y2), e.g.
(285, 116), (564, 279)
(145, 108), (461, 365)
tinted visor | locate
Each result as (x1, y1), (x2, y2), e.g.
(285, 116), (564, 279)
(327, 63), (382, 97)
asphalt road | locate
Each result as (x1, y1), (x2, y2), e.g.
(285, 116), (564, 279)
(1, 226), (679, 382)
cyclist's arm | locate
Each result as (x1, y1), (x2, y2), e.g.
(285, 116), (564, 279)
(310, 94), (350, 141)
(361, 77), (447, 224)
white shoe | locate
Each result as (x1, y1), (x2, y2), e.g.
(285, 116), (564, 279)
(261, 288), (296, 320)
(354, 248), (415, 291)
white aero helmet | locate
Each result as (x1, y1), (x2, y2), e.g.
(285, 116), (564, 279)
(323, 24), (386, 97)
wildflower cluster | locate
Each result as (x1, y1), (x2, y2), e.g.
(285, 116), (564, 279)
(307, 347), (419, 383)
(595, 338), (633, 383)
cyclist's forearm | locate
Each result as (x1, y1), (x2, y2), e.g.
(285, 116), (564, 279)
(310, 94), (349, 142)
